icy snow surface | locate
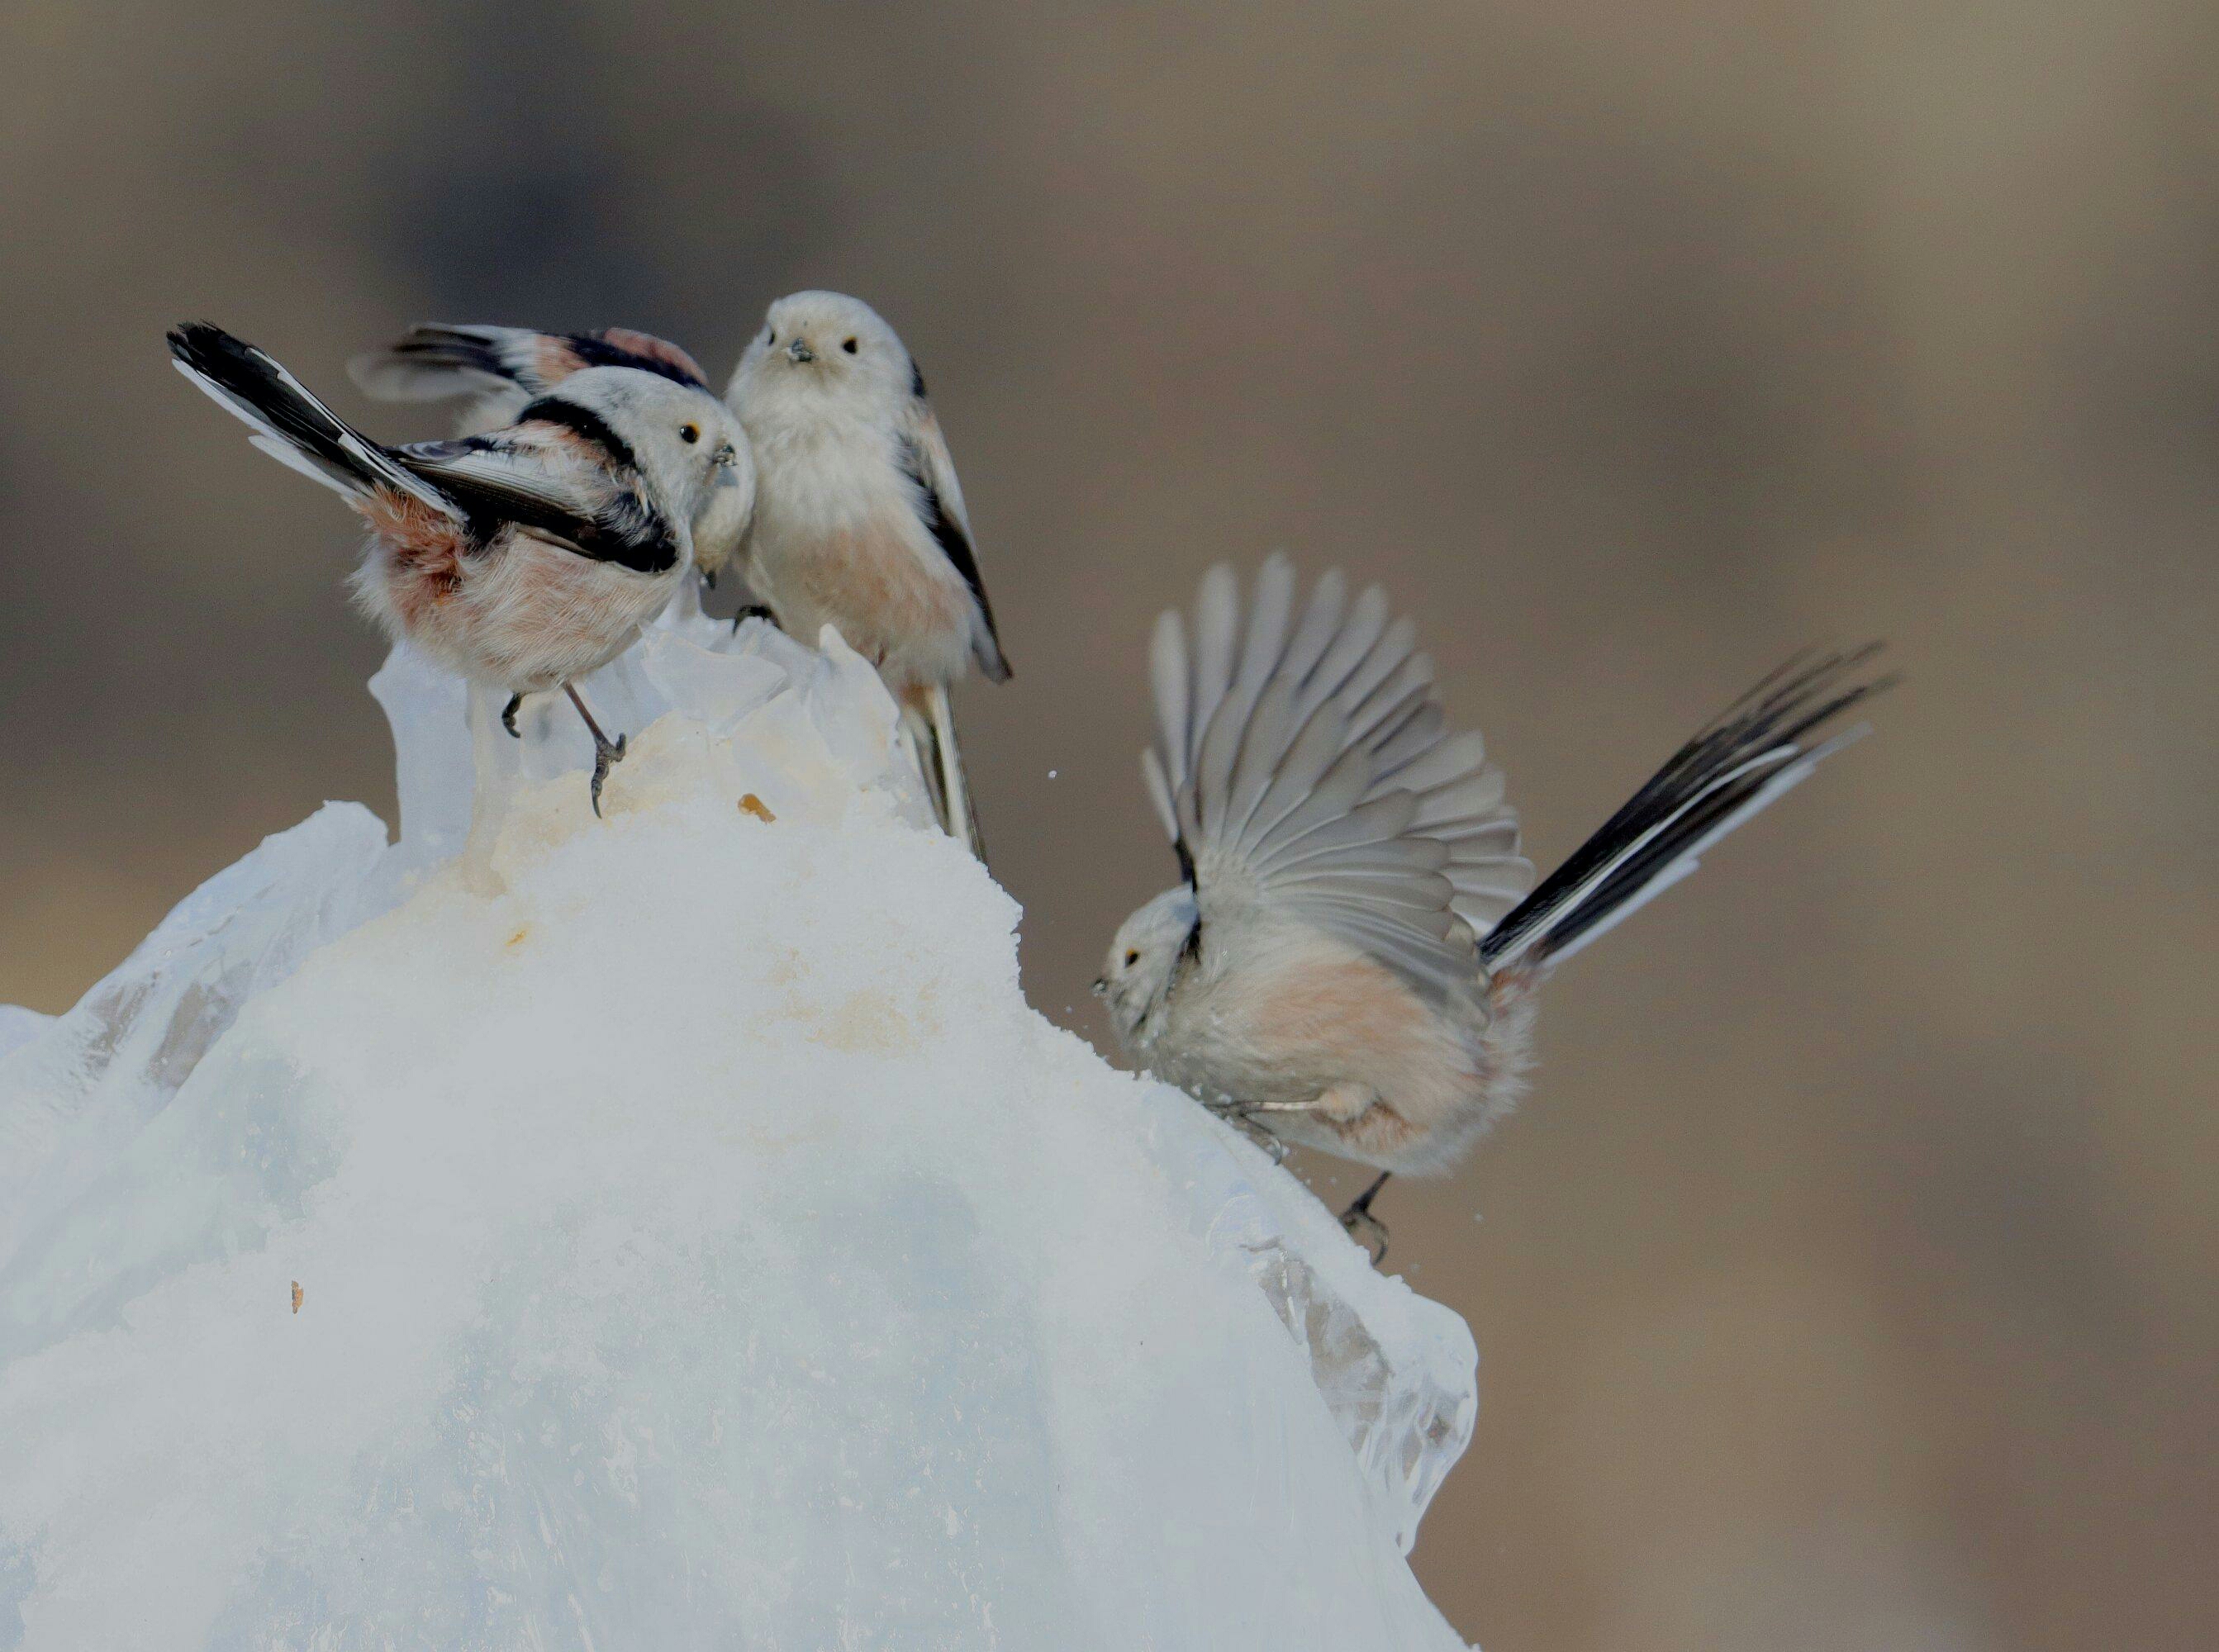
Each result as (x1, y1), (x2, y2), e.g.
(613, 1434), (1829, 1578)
(0, 600), (1479, 1650)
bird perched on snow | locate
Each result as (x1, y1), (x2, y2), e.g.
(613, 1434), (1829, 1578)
(169, 322), (745, 814)
(349, 323), (757, 591)
(1096, 556), (1889, 1259)
(727, 291), (1010, 858)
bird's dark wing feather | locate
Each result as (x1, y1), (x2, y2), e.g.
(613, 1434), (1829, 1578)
(396, 428), (682, 576)
(898, 403), (1008, 680)
(351, 323), (709, 406)
(560, 328), (710, 390)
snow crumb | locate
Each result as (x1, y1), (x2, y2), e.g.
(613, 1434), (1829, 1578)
(0, 602), (1477, 1650)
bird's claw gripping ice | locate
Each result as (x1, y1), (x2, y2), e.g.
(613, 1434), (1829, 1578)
(1339, 1207), (1390, 1267)
(501, 693), (523, 739)
(1339, 1172), (1393, 1267)
(1202, 1099), (1296, 1162)
(561, 683), (628, 819)
(588, 731), (627, 818)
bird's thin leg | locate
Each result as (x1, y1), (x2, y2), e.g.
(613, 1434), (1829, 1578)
(563, 683), (628, 819)
(1339, 1171), (1392, 1266)
(501, 693), (524, 739)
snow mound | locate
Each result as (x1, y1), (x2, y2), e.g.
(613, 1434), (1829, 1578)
(0, 606), (1478, 1650)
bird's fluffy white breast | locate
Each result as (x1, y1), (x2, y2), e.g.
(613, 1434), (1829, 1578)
(746, 411), (914, 538)
(734, 382), (976, 689)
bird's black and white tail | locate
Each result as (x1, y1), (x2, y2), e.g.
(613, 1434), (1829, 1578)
(167, 323), (452, 514)
(1479, 648), (1892, 973)
(900, 686), (987, 864)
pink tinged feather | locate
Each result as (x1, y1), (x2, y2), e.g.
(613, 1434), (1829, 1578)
(596, 328), (709, 386)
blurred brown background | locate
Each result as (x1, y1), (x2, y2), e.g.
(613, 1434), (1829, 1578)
(3, 2), (2214, 1646)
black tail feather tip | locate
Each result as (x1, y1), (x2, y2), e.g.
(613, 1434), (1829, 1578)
(1480, 645), (1894, 971)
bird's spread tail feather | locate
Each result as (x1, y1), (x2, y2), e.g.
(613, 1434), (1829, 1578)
(1479, 648), (1893, 972)
(168, 322), (452, 514)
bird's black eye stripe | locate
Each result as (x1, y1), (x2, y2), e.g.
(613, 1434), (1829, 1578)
(842, 337), (858, 354)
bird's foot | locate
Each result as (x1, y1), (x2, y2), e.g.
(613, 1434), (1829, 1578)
(588, 731), (628, 818)
(560, 683), (627, 819)
(501, 693), (524, 739)
(1203, 1099), (1295, 1161)
(1338, 1200), (1390, 1266)
(1338, 1170), (1393, 1266)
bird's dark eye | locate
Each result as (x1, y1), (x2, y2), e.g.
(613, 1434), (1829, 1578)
(680, 424), (700, 444)
(1124, 949), (1139, 968)
(842, 337), (858, 354)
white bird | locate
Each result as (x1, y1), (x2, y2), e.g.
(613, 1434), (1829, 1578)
(349, 323), (757, 592)
(727, 291), (1010, 858)
(1096, 556), (1889, 1258)
(169, 322), (745, 814)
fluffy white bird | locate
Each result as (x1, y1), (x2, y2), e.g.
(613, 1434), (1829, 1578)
(349, 323), (758, 591)
(170, 322), (744, 813)
(727, 291), (1010, 857)
(1097, 556), (1889, 1258)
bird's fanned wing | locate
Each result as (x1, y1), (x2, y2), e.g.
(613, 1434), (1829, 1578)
(897, 396), (1008, 681)
(1146, 555), (1532, 1001)
(351, 324), (711, 431)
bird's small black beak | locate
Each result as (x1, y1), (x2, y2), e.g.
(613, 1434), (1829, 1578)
(1090, 977), (1109, 997)
(786, 339), (815, 364)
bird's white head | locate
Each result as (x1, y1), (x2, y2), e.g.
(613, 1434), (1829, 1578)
(679, 395), (756, 580)
(553, 368), (748, 558)
(1094, 885), (1200, 1045)
(727, 291), (919, 425)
